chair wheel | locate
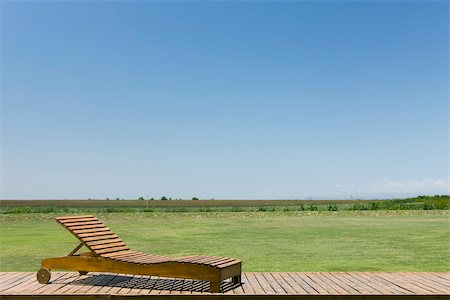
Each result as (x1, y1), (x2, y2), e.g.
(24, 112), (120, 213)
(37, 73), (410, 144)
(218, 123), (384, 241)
(37, 268), (51, 284)
(78, 271), (88, 275)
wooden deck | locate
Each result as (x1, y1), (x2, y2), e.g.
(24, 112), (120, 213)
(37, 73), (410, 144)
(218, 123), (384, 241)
(0, 272), (449, 299)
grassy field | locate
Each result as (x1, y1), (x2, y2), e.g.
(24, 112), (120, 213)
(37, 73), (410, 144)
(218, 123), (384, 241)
(0, 195), (448, 213)
(1, 210), (449, 272)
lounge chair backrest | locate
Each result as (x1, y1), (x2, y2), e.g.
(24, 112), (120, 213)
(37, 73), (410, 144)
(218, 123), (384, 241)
(56, 215), (130, 256)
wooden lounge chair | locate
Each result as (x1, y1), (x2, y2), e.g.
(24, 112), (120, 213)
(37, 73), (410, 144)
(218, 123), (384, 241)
(37, 215), (242, 292)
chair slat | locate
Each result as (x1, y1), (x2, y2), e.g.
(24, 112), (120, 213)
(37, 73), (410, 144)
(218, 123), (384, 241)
(101, 250), (135, 258)
(85, 238), (124, 246)
(77, 230), (116, 238)
(52, 214), (242, 292)
(59, 217), (98, 223)
(216, 259), (241, 268)
(56, 215), (95, 221)
(72, 227), (111, 234)
(89, 242), (128, 250)
(64, 221), (103, 228)
(82, 234), (119, 242)
(95, 246), (130, 255)
(68, 224), (106, 231)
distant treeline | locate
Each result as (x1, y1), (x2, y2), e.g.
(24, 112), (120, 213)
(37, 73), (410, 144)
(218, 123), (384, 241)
(0, 195), (448, 214)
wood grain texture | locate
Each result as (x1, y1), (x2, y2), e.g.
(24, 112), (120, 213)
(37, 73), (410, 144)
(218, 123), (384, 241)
(1, 272), (448, 299)
(40, 215), (242, 292)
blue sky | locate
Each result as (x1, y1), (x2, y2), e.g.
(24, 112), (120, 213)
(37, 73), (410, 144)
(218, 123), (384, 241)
(1, 1), (448, 200)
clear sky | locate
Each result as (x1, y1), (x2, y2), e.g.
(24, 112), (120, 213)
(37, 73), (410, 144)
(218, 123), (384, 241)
(1, 1), (449, 200)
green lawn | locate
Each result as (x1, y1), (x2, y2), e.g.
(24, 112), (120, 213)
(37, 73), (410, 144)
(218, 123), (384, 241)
(0, 211), (449, 272)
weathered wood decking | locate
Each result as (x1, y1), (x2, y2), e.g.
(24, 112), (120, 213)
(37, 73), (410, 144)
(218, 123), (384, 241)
(0, 272), (449, 299)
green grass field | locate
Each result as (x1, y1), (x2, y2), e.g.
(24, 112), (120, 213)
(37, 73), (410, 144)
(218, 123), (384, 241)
(1, 196), (449, 213)
(1, 210), (449, 272)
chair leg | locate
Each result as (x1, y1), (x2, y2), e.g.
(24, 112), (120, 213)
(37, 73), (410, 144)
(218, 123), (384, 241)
(210, 281), (220, 293)
(232, 275), (241, 284)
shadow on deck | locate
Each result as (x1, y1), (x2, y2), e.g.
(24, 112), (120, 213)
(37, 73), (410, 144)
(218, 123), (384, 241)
(69, 274), (241, 293)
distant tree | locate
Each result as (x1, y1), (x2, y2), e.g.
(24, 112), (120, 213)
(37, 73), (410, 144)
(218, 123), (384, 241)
(106, 198), (110, 200)
(161, 196), (168, 201)
(192, 197), (199, 200)
(169, 197), (172, 200)
(138, 197), (145, 201)
(150, 198), (154, 200)
(116, 198), (120, 200)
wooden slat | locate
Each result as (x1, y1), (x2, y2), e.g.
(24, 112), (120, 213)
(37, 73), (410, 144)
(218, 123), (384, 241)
(82, 234), (119, 242)
(58, 217), (98, 223)
(327, 273), (365, 294)
(21, 272), (66, 294)
(100, 250), (135, 258)
(379, 272), (434, 294)
(368, 273), (411, 294)
(95, 245), (130, 254)
(293, 272), (327, 294)
(0, 273), (33, 293)
(1, 273), (36, 293)
(90, 242), (128, 250)
(114, 253), (153, 262)
(305, 272), (339, 294)
(278, 272), (309, 294)
(315, 272), (349, 294)
(63, 220), (103, 227)
(56, 215), (95, 220)
(118, 253), (163, 261)
(240, 273), (255, 294)
(339, 272), (379, 294)
(208, 257), (234, 266)
(322, 273), (359, 294)
(244, 273), (265, 294)
(82, 273), (120, 294)
(189, 256), (219, 264)
(77, 230), (116, 238)
(67, 223), (106, 230)
(253, 272), (276, 294)
(32, 272), (79, 294)
(85, 238), (124, 246)
(419, 273), (450, 288)
(72, 227), (112, 234)
(262, 273), (287, 294)
(270, 272), (298, 294)
(1, 272), (450, 296)
(356, 272), (402, 294)
(400, 272), (449, 294)
(216, 259), (241, 268)
(176, 256), (203, 263)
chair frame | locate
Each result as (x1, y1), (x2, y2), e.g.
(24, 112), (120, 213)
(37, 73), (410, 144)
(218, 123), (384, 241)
(37, 215), (242, 293)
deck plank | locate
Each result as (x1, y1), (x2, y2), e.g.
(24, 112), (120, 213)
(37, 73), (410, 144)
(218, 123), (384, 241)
(419, 273), (450, 288)
(244, 273), (265, 294)
(354, 273), (398, 295)
(270, 273), (297, 294)
(0, 271), (448, 298)
(253, 272), (276, 294)
(379, 272), (434, 294)
(366, 273), (410, 294)
(322, 273), (360, 294)
(400, 273), (449, 294)
(0, 273), (35, 293)
(341, 272), (383, 294)
(278, 272), (309, 294)
(32, 272), (80, 295)
(240, 273), (255, 294)
(296, 273), (330, 294)
(262, 273), (287, 294)
(316, 272), (349, 294)
(287, 272), (320, 294)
